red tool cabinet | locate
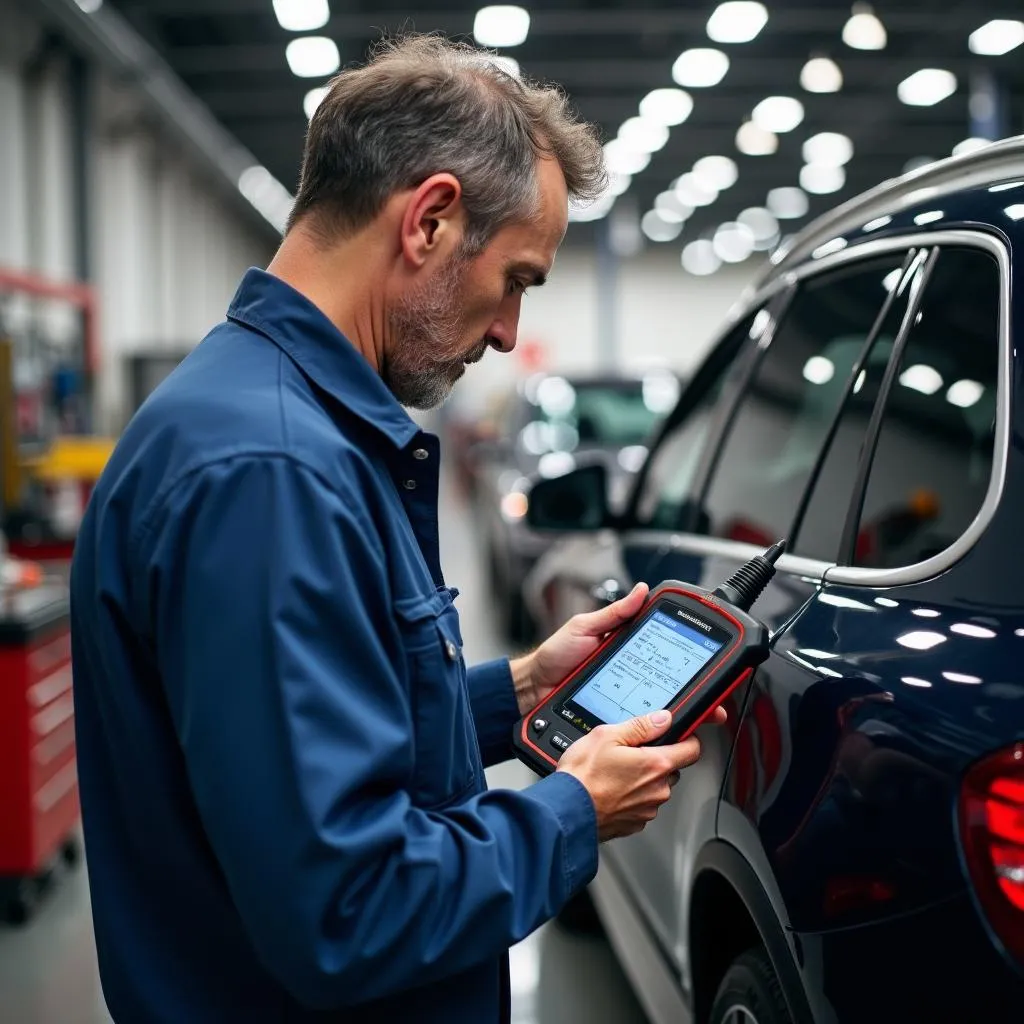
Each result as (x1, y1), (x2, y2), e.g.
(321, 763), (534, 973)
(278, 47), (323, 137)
(0, 581), (79, 922)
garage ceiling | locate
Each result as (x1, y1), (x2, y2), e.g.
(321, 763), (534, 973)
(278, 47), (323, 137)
(106, 0), (1024, 256)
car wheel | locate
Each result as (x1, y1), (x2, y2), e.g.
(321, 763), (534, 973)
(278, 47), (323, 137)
(710, 946), (792, 1024)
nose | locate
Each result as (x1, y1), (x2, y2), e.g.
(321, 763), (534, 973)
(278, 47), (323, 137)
(487, 297), (521, 353)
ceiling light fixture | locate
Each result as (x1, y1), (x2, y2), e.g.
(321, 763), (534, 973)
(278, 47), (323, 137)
(767, 186), (808, 219)
(706, 1), (768, 44)
(969, 19), (1024, 56)
(642, 211), (684, 242)
(285, 36), (340, 77)
(843, 3), (887, 50)
(272, 0), (330, 32)
(693, 155), (739, 191)
(803, 356), (836, 385)
(473, 5), (530, 47)
(713, 222), (755, 263)
(735, 121), (778, 156)
(303, 86), (329, 119)
(672, 48), (730, 87)
(946, 379), (984, 409)
(802, 132), (853, 166)
(603, 140), (651, 176)
(898, 69), (957, 107)
(800, 56), (843, 93)
(640, 88), (693, 126)
(675, 173), (718, 207)
(738, 206), (779, 244)
(899, 363), (944, 395)
(655, 191), (693, 222)
(752, 96), (804, 133)
(618, 117), (670, 153)
(800, 163), (845, 194)
(682, 239), (722, 276)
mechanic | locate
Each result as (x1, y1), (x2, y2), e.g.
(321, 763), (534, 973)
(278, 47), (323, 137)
(69, 34), (723, 1024)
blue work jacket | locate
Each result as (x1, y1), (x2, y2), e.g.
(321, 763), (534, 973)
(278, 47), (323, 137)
(70, 268), (598, 1023)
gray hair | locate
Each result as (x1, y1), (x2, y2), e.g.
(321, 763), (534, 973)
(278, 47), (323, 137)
(287, 34), (606, 249)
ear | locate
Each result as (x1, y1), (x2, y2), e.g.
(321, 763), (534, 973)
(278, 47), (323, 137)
(399, 173), (465, 270)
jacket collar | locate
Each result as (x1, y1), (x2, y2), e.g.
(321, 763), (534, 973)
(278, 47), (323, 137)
(226, 267), (421, 450)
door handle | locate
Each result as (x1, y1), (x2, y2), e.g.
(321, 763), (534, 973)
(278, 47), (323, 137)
(590, 578), (626, 606)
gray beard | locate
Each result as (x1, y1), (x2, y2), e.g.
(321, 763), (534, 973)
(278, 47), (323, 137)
(384, 251), (482, 410)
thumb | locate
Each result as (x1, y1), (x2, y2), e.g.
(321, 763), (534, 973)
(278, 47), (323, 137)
(576, 582), (649, 638)
(615, 709), (672, 747)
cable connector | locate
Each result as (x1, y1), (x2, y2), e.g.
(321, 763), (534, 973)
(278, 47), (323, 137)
(713, 540), (786, 613)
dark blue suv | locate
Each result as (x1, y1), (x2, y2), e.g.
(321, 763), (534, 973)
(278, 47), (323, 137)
(522, 139), (1024, 1023)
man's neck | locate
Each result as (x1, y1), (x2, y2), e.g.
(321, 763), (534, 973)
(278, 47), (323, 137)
(266, 225), (388, 375)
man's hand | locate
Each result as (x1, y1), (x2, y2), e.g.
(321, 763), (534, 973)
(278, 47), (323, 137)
(511, 583), (650, 716)
(557, 709), (725, 841)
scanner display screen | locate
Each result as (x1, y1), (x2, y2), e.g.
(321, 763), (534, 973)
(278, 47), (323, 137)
(567, 609), (726, 726)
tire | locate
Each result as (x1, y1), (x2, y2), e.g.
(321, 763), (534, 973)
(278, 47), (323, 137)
(710, 946), (792, 1024)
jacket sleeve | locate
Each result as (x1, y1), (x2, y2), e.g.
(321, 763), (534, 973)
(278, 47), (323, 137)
(134, 454), (597, 1010)
(465, 660), (520, 768)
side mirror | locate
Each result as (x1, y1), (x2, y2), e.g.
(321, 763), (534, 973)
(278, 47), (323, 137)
(525, 463), (610, 532)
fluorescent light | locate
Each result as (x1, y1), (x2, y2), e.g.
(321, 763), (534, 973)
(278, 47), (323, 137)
(812, 237), (848, 259)
(603, 140), (650, 176)
(706, 1), (768, 43)
(693, 155), (738, 191)
(899, 364), (943, 395)
(767, 186), (808, 219)
(273, 0), (329, 31)
(864, 214), (893, 232)
(238, 165), (294, 234)
(672, 48), (730, 87)
(898, 69), (957, 107)
(912, 608), (941, 618)
(655, 191), (693, 222)
(902, 677), (933, 688)
(642, 210), (684, 242)
(843, 5), (887, 50)
(303, 86), (329, 119)
(736, 121), (778, 156)
(618, 117), (669, 154)
(752, 96), (804, 134)
(682, 240), (721, 276)
(800, 57), (843, 93)
(800, 164), (845, 194)
(944, 671), (982, 684)
(285, 36), (340, 77)
(896, 630), (946, 650)
(738, 206), (779, 243)
(913, 210), (944, 225)
(639, 88), (693, 126)
(951, 623), (997, 638)
(945, 378), (984, 409)
(969, 19), (1024, 56)
(953, 137), (990, 157)
(674, 173), (717, 207)
(803, 356), (835, 385)
(713, 222), (755, 263)
(802, 132), (853, 167)
(473, 5), (530, 47)
(1005, 204), (1024, 221)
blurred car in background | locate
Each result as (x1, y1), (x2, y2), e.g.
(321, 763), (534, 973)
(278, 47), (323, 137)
(468, 370), (680, 641)
(520, 142), (1024, 1023)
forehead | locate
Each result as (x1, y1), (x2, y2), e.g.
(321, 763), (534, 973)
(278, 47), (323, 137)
(488, 156), (569, 270)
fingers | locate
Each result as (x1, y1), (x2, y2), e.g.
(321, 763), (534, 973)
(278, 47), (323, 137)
(659, 736), (703, 771)
(613, 708), (673, 747)
(712, 706), (728, 725)
(574, 582), (649, 638)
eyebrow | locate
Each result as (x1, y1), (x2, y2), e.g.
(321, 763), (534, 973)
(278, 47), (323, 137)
(507, 262), (548, 287)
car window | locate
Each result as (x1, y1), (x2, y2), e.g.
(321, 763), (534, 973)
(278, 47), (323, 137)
(634, 313), (756, 531)
(792, 252), (928, 562)
(700, 255), (906, 550)
(851, 247), (1001, 569)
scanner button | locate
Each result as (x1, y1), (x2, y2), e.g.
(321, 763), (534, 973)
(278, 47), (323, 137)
(551, 733), (573, 752)
(532, 718), (549, 734)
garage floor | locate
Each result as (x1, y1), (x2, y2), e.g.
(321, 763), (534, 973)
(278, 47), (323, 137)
(0, 443), (648, 1024)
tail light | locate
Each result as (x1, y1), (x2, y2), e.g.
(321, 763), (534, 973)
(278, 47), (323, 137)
(959, 743), (1024, 964)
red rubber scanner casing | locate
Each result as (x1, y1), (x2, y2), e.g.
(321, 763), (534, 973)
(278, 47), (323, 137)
(512, 580), (770, 777)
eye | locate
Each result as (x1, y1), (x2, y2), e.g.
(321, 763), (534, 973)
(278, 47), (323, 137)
(508, 279), (529, 296)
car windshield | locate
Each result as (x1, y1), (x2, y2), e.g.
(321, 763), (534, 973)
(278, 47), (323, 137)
(520, 374), (679, 454)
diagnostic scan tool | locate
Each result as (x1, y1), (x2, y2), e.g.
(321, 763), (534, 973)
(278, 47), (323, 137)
(513, 542), (785, 777)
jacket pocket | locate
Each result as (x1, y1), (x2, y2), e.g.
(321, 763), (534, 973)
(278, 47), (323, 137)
(394, 589), (482, 809)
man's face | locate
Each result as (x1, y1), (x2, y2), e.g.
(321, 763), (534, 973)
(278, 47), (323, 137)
(384, 156), (569, 409)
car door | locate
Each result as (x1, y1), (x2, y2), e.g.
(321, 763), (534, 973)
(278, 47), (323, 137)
(606, 247), (925, 970)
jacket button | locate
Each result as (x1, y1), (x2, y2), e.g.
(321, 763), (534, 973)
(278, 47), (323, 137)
(445, 640), (460, 661)
(402, 479), (417, 490)
(413, 448), (429, 460)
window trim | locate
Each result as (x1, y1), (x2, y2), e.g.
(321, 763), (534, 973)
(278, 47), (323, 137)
(636, 228), (1011, 589)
